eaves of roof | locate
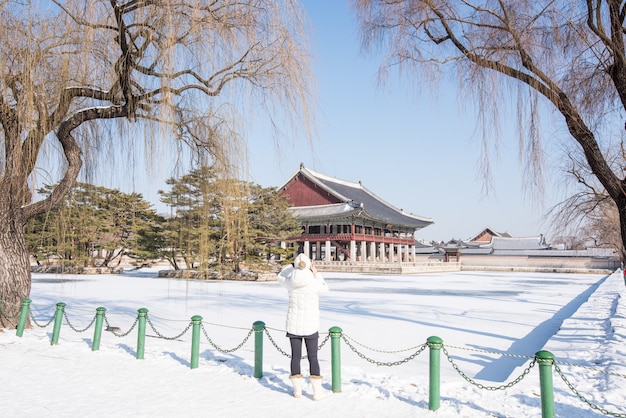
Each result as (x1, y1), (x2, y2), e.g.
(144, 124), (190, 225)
(288, 203), (359, 220)
(295, 165), (433, 229)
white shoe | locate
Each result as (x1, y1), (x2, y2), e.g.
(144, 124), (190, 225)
(310, 375), (327, 401)
(289, 374), (303, 398)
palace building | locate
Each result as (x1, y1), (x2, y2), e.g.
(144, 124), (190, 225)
(279, 164), (433, 263)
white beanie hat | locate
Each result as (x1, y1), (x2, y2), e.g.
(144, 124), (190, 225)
(294, 253), (311, 270)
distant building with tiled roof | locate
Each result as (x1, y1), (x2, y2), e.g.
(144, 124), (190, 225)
(419, 227), (620, 271)
(469, 227), (512, 243)
(279, 164), (433, 262)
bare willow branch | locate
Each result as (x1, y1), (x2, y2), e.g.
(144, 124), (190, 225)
(0, 0), (315, 328)
(353, 0), (626, 259)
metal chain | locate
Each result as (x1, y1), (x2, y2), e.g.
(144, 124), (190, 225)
(200, 321), (253, 332)
(200, 323), (253, 353)
(29, 311), (55, 328)
(317, 333), (330, 352)
(63, 311), (96, 333)
(442, 345), (536, 390)
(264, 328), (291, 357)
(104, 314), (138, 337)
(343, 333), (426, 354)
(555, 360), (626, 380)
(263, 329), (330, 359)
(145, 313), (195, 323)
(342, 334), (428, 366)
(17, 304), (626, 418)
(445, 344), (534, 360)
(146, 315), (192, 340)
(554, 363), (626, 417)
(264, 325), (285, 332)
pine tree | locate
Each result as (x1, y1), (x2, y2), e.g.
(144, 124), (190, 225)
(159, 167), (300, 271)
(26, 183), (161, 267)
(246, 185), (301, 263)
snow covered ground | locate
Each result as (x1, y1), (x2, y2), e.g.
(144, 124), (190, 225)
(1, 268), (625, 417)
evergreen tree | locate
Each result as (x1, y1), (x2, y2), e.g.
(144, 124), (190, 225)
(26, 183), (161, 267)
(158, 166), (222, 270)
(159, 167), (299, 271)
(246, 185), (300, 262)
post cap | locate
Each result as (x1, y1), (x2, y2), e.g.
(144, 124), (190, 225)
(427, 336), (443, 345)
(535, 350), (555, 361)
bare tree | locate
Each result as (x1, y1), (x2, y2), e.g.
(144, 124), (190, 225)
(550, 145), (624, 254)
(352, 0), (626, 260)
(0, 0), (313, 328)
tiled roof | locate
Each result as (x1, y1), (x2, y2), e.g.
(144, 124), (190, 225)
(287, 165), (433, 229)
(490, 236), (550, 251)
(468, 226), (512, 242)
(289, 203), (359, 219)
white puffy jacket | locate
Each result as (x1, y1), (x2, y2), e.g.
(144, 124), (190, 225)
(277, 254), (329, 336)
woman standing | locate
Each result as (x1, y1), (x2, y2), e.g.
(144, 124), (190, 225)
(277, 253), (329, 400)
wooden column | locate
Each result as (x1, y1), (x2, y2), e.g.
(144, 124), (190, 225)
(303, 240), (310, 259)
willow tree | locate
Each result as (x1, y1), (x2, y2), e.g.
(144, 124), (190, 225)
(0, 0), (313, 327)
(353, 1), (626, 259)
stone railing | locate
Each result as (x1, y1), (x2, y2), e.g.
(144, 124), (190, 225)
(314, 261), (461, 274)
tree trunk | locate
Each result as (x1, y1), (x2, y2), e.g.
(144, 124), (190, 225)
(617, 197), (626, 263)
(0, 209), (31, 329)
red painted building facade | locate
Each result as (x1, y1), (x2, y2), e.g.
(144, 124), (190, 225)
(279, 164), (433, 262)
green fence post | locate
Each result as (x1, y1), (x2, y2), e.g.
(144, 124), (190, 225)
(190, 315), (203, 369)
(16, 298), (31, 337)
(427, 336), (443, 411)
(92, 307), (106, 351)
(253, 321), (265, 378)
(536, 350), (555, 418)
(329, 326), (343, 393)
(50, 302), (66, 345)
(136, 308), (148, 360)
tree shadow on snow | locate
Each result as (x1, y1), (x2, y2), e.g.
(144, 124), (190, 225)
(511, 392), (607, 417)
(471, 275), (609, 382)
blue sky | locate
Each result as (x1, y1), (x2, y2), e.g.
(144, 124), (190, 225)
(109, 0), (565, 243)
(242, 0), (562, 242)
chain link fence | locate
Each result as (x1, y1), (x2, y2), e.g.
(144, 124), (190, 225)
(342, 333), (427, 366)
(442, 345), (536, 391)
(29, 310), (56, 328)
(201, 323), (254, 353)
(263, 327), (330, 359)
(10, 300), (626, 417)
(554, 362), (626, 418)
(104, 314), (138, 338)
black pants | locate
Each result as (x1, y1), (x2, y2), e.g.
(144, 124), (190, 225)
(288, 332), (320, 376)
